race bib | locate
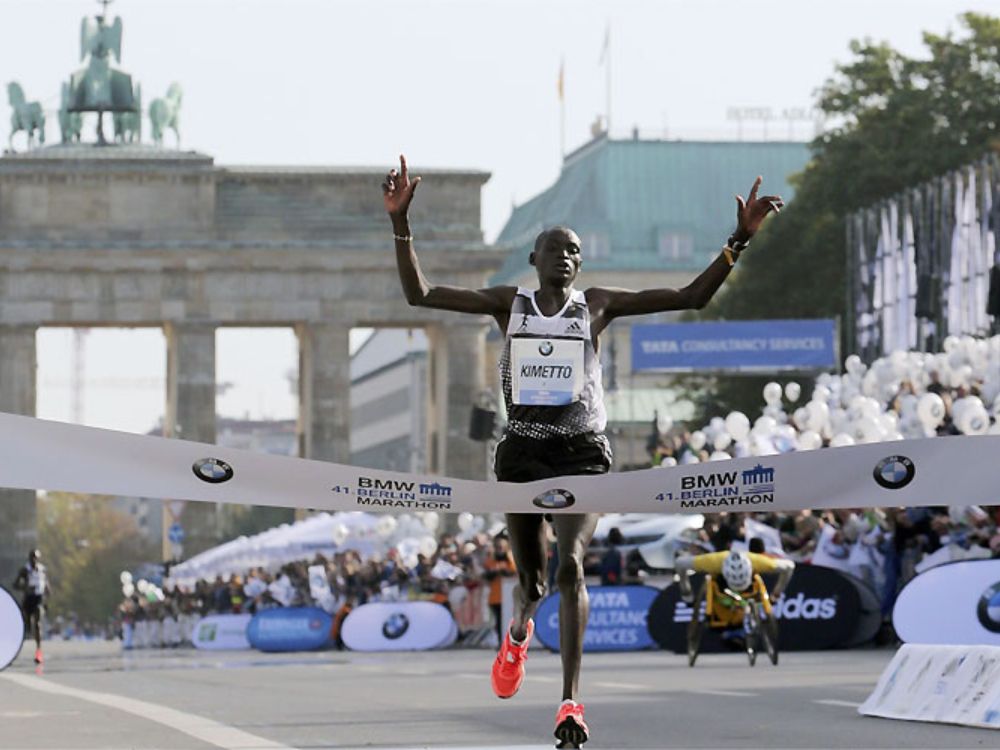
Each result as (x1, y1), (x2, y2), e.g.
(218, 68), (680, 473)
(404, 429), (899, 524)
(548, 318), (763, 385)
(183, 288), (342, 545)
(511, 338), (584, 406)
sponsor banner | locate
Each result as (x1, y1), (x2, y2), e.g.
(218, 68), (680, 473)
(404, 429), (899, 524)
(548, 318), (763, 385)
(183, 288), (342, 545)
(341, 602), (457, 652)
(860, 644), (1000, 729)
(631, 319), (837, 372)
(246, 607), (333, 652)
(191, 613), (252, 651)
(894, 559), (1000, 646)
(534, 586), (659, 653)
(0, 586), (25, 671)
(0, 411), (996, 516)
(647, 565), (863, 653)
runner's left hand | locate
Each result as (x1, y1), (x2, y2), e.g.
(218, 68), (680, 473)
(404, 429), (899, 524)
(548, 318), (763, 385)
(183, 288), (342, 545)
(734, 176), (783, 241)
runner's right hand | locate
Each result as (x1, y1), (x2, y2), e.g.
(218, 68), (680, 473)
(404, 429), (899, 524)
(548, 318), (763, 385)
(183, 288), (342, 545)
(382, 154), (421, 219)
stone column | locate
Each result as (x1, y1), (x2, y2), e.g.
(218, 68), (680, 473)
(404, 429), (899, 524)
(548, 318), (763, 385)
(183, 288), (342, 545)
(0, 326), (37, 584)
(428, 321), (490, 480)
(164, 323), (217, 556)
(297, 323), (351, 465)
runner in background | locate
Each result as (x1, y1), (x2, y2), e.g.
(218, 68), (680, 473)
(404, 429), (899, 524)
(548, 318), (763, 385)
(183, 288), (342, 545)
(13, 549), (50, 665)
(383, 154), (782, 747)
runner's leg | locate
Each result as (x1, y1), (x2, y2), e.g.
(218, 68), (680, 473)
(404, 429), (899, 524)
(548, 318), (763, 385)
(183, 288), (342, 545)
(505, 512), (548, 642)
(551, 512), (599, 701)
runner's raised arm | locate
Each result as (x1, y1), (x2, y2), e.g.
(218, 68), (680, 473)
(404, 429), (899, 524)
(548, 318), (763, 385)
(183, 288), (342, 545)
(383, 154), (515, 317)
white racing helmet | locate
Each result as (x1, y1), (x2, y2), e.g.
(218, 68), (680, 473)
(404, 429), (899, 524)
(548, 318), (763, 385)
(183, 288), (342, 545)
(721, 551), (753, 591)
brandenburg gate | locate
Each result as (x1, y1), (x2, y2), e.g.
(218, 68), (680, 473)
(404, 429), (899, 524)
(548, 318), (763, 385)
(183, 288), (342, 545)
(0, 145), (502, 579)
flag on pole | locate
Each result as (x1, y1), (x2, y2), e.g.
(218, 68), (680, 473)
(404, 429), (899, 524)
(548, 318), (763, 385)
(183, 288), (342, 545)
(598, 23), (610, 65)
(558, 58), (564, 101)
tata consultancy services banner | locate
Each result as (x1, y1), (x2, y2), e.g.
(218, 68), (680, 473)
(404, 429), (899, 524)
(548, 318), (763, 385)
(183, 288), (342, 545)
(631, 319), (837, 372)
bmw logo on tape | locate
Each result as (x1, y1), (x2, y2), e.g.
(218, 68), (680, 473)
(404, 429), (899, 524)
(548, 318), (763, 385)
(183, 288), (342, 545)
(872, 455), (914, 490)
(382, 612), (410, 640)
(192, 457), (234, 484)
(978, 581), (1000, 633)
(538, 340), (554, 356)
(532, 488), (576, 510)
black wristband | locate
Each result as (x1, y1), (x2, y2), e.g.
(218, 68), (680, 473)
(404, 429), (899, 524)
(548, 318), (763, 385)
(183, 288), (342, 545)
(727, 234), (750, 252)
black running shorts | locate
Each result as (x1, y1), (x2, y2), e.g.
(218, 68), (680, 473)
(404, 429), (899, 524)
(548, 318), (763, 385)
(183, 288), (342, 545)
(494, 431), (612, 484)
(22, 594), (43, 619)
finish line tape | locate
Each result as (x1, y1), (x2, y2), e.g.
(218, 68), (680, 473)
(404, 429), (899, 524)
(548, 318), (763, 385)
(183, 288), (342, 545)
(0, 411), (997, 515)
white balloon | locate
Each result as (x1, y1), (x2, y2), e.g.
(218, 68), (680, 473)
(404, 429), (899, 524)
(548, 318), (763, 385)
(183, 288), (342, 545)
(958, 406), (991, 435)
(656, 413), (673, 434)
(418, 536), (439, 558)
(830, 433), (856, 448)
(332, 523), (349, 546)
(852, 416), (884, 444)
(713, 432), (732, 451)
(784, 382), (801, 403)
(120, 571), (133, 585)
(753, 415), (777, 434)
(878, 412), (899, 434)
(792, 407), (810, 431)
(136, 579), (150, 594)
(845, 354), (865, 376)
(680, 451), (701, 465)
(709, 451), (732, 461)
(811, 385), (832, 403)
(457, 512), (474, 532)
(689, 430), (707, 451)
(725, 411), (751, 441)
(763, 382), (783, 405)
(659, 456), (678, 467)
(805, 400), (830, 432)
(916, 393), (946, 428)
(122, 582), (135, 597)
(943, 335), (960, 353)
(421, 512), (440, 532)
(376, 515), (397, 538)
(860, 397), (882, 420)
(796, 430), (822, 451)
(709, 416), (726, 432)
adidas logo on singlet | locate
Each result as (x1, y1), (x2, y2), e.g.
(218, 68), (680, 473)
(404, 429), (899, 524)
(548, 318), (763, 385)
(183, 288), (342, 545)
(565, 320), (583, 334)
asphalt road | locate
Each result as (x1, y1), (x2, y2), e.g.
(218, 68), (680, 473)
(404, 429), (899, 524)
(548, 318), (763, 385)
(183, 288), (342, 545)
(0, 640), (996, 749)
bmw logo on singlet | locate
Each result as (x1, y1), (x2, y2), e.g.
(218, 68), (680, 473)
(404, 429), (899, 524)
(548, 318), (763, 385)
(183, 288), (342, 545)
(538, 341), (554, 356)
(192, 457), (234, 484)
(872, 455), (914, 490)
(532, 488), (576, 510)
(382, 612), (410, 640)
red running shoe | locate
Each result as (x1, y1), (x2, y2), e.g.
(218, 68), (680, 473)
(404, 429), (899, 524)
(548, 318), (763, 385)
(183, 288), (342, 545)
(33, 648), (43, 665)
(490, 618), (533, 699)
(554, 700), (589, 748)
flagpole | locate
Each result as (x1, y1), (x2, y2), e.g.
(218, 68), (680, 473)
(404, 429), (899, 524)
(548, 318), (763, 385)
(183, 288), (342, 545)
(559, 58), (566, 157)
(606, 34), (611, 136)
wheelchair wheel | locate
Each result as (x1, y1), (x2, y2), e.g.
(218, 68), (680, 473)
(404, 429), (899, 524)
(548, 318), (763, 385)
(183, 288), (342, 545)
(762, 612), (779, 666)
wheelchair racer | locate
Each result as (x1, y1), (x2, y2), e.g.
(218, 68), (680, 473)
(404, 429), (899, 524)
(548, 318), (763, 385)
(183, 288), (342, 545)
(675, 549), (794, 635)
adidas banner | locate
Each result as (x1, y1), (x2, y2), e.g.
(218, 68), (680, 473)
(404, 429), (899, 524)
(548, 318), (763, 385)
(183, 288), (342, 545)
(0, 412), (997, 515)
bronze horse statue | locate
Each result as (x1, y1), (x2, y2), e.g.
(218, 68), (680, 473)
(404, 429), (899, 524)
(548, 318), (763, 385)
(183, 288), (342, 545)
(149, 83), (181, 147)
(8, 82), (46, 150)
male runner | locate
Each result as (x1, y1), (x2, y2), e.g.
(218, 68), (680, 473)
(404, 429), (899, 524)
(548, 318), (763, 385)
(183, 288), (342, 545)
(383, 154), (782, 747)
(13, 549), (49, 664)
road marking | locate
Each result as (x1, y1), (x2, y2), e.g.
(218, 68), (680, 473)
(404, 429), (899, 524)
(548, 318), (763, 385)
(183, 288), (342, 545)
(691, 689), (756, 697)
(0, 673), (297, 749)
(813, 699), (861, 708)
(594, 681), (646, 691)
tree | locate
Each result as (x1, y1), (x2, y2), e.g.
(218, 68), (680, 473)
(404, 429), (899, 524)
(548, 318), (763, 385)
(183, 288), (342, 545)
(36, 492), (158, 628)
(689, 12), (1000, 422)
